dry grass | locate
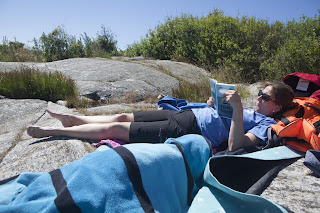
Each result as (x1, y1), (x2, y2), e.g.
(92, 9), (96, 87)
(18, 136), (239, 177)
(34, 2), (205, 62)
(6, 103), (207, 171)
(156, 64), (185, 82)
(236, 84), (251, 99)
(172, 77), (211, 103)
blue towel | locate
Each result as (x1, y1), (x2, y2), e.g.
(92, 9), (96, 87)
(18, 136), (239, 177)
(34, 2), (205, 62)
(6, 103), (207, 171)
(0, 134), (211, 213)
(157, 96), (210, 111)
(0, 136), (297, 213)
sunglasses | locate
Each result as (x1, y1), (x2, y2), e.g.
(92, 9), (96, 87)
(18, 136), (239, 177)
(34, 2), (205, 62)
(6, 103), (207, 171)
(258, 90), (271, 101)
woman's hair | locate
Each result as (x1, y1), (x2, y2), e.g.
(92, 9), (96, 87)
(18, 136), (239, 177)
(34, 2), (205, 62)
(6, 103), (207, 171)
(267, 82), (295, 112)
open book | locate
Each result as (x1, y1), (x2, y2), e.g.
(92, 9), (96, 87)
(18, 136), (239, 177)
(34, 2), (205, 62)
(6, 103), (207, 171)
(210, 79), (236, 119)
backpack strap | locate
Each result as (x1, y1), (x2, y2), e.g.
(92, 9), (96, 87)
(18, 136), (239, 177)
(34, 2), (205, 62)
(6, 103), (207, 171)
(305, 103), (320, 115)
(314, 120), (320, 135)
(295, 106), (305, 118)
(274, 106), (305, 126)
(304, 103), (320, 135)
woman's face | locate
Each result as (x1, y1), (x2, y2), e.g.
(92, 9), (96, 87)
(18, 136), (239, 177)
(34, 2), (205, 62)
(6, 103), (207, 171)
(255, 86), (281, 116)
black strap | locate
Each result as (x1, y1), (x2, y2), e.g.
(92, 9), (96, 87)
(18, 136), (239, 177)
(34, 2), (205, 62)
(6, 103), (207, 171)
(0, 174), (19, 185)
(304, 103), (320, 135)
(283, 137), (309, 145)
(274, 112), (291, 126)
(314, 120), (320, 135)
(49, 169), (81, 213)
(305, 103), (320, 115)
(295, 106), (305, 118)
(114, 146), (155, 213)
(276, 106), (305, 126)
(171, 142), (194, 206)
(279, 116), (291, 126)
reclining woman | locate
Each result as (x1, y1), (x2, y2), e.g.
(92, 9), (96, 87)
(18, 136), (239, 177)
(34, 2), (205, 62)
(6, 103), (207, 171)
(27, 83), (295, 151)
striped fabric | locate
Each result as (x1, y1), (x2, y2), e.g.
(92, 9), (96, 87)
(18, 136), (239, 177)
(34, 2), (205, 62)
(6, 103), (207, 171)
(0, 134), (211, 213)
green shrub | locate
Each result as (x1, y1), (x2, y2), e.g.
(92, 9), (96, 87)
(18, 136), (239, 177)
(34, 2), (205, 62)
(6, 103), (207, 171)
(0, 66), (78, 102)
(1, 25), (119, 62)
(124, 41), (143, 57)
(125, 10), (320, 83)
(81, 32), (94, 57)
(33, 25), (118, 62)
(0, 37), (40, 62)
(96, 25), (118, 54)
(261, 16), (320, 80)
(125, 10), (279, 82)
(38, 26), (80, 62)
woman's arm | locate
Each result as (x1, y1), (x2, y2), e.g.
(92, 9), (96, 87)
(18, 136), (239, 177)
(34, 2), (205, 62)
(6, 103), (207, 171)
(224, 90), (262, 151)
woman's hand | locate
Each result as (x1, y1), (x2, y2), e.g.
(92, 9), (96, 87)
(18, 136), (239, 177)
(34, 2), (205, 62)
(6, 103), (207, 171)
(207, 96), (215, 107)
(222, 90), (242, 110)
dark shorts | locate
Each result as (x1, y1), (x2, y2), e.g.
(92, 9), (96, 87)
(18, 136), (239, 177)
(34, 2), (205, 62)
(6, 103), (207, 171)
(129, 110), (201, 143)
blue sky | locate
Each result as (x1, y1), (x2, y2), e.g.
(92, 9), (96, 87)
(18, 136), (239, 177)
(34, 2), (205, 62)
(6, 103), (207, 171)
(1, 0), (319, 50)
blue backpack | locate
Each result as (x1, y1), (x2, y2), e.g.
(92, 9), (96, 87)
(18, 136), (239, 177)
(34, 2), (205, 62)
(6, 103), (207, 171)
(157, 96), (210, 111)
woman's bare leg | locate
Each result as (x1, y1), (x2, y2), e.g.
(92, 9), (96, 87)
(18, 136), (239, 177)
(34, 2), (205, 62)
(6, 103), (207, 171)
(27, 122), (131, 141)
(47, 109), (134, 127)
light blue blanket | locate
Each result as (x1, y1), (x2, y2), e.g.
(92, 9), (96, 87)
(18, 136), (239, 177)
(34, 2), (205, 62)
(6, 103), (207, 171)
(0, 134), (211, 212)
(0, 135), (299, 212)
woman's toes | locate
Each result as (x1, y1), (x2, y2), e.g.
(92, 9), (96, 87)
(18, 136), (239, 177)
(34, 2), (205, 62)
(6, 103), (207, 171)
(46, 109), (61, 119)
(27, 126), (47, 138)
(46, 109), (73, 127)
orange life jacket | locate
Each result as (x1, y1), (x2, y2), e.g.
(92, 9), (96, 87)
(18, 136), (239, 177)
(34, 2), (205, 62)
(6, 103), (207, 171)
(271, 97), (320, 152)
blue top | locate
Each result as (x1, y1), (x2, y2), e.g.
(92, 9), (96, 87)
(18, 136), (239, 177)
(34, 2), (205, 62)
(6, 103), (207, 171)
(191, 107), (277, 147)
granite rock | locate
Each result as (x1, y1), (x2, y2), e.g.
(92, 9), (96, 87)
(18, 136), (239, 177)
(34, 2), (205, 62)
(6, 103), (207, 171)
(0, 101), (95, 180)
(0, 58), (209, 102)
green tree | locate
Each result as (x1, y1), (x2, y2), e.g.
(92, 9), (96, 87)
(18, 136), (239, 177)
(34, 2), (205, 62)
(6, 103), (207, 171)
(38, 26), (70, 61)
(68, 36), (85, 58)
(81, 32), (94, 57)
(96, 25), (118, 54)
(261, 14), (320, 80)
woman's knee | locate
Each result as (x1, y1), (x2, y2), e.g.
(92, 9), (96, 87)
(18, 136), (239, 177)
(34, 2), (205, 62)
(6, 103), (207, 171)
(99, 123), (130, 140)
(116, 113), (134, 122)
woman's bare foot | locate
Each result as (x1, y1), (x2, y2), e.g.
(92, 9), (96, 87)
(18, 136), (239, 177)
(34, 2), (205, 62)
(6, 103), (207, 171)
(46, 109), (85, 127)
(27, 126), (52, 138)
